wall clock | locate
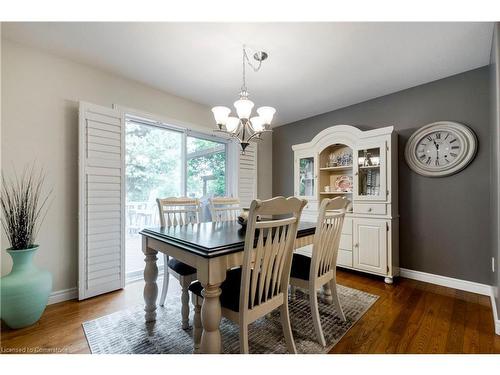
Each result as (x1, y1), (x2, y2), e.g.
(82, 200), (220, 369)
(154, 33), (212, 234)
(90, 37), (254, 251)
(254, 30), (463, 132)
(404, 121), (477, 177)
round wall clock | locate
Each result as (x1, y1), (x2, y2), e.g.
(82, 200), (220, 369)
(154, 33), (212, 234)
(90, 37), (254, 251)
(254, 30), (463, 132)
(404, 121), (477, 177)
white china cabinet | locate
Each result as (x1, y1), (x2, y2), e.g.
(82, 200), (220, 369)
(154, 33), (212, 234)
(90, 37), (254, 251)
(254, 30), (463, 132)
(292, 125), (399, 283)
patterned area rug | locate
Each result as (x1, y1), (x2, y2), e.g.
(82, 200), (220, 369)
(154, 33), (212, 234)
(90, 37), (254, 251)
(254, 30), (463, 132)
(82, 286), (378, 354)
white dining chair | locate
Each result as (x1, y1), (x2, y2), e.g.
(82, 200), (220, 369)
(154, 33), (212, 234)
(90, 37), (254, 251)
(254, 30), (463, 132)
(156, 197), (200, 329)
(289, 196), (348, 346)
(189, 196), (307, 353)
(209, 197), (241, 222)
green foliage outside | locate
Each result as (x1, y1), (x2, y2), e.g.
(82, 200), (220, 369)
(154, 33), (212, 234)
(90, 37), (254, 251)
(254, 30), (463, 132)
(126, 123), (226, 202)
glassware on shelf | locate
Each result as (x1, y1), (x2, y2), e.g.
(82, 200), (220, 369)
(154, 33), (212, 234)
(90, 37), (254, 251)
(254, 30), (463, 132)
(358, 147), (381, 196)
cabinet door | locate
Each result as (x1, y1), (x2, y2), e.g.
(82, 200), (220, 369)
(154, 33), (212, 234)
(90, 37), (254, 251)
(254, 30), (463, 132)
(353, 218), (387, 275)
(353, 141), (387, 201)
(295, 154), (317, 199)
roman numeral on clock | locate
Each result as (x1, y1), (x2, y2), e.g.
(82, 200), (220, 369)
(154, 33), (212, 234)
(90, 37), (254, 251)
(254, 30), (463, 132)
(451, 146), (459, 149)
(426, 157), (431, 165)
(450, 139), (457, 144)
(435, 159), (440, 166)
(450, 152), (458, 157)
(436, 133), (441, 139)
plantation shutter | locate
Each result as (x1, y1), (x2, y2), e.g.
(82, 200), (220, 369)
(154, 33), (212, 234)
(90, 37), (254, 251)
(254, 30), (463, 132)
(238, 142), (258, 208)
(78, 102), (125, 300)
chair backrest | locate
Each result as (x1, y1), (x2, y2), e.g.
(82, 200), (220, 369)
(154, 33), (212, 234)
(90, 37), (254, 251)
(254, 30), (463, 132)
(156, 197), (201, 227)
(209, 197), (241, 222)
(240, 196), (307, 313)
(310, 197), (348, 279)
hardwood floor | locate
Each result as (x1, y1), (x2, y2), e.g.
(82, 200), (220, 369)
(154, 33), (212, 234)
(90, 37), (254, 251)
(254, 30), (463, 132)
(1, 269), (499, 354)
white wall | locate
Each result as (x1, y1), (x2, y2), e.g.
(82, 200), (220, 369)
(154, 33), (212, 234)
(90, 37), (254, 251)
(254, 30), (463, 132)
(1, 39), (273, 293)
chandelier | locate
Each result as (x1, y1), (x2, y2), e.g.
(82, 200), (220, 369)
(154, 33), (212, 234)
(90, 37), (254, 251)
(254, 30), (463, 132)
(211, 45), (275, 153)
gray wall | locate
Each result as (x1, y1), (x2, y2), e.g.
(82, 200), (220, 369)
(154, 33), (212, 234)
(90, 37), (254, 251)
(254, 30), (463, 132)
(490, 23), (500, 315)
(273, 66), (492, 285)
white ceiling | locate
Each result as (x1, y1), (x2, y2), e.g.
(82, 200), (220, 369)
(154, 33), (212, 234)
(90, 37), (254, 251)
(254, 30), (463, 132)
(2, 22), (494, 126)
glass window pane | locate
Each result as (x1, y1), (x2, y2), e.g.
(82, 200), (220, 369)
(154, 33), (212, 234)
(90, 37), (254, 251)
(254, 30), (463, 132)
(357, 147), (381, 196)
(125, 121), (182, 277)
(299, 157), (314, 196)
(186, 136), (226, 199)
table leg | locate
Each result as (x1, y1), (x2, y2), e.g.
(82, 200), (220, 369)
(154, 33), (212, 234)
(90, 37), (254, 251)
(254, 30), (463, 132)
(143, 237), (158, 323)
(200, 282), (222, 354)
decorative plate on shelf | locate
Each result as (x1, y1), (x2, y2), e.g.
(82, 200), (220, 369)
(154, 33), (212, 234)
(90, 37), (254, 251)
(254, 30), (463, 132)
(404, 121), (477, 177)
(334, 175), (353, 192)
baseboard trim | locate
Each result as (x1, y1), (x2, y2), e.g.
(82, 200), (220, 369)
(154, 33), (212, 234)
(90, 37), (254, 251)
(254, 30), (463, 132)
(48, 287), (77, 305)
(399, 268), (492, 296)
(400, 267), (499, 336)
(46, 268), (161, 305)
(490, 287), (500, 335)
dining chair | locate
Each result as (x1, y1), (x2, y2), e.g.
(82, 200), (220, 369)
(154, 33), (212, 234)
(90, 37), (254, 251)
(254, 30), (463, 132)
(156, 197), (200, 329)
(209, 197), (241, 222)
(289, 196), (348, 346)
(189, 196), (307, 353)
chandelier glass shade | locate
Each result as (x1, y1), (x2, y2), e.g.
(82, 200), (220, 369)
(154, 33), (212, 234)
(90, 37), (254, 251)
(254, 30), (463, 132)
(211, 46), (275, 152)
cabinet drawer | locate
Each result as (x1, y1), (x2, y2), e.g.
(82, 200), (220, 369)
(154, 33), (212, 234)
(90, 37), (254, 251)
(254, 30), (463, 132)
(337, 249), (353, 267)
(342, 217), (352, 234)
(339, 234), (352, 251)
(353, 203), (386, 215)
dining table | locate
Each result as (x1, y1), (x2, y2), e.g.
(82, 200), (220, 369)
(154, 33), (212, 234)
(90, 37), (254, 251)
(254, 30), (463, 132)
(139, 220), (317, 354)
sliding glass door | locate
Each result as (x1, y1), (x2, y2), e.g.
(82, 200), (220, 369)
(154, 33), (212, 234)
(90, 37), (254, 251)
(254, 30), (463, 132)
(125, 116), (229, 279)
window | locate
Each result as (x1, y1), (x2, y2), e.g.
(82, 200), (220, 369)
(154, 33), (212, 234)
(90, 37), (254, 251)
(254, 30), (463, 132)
(124, 115), (230, 279)
(186, 135), (227, 199)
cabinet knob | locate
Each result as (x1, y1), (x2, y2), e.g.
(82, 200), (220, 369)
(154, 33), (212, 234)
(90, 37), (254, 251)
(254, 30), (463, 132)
(354, 172), (358, 176)
(354, 243), (359, 248)
(367, 208), (372, 212)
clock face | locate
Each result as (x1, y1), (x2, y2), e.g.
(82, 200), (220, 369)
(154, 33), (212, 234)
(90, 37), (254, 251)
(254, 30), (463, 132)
(405, 122), (477, 177)
(415, 130), (462, 169)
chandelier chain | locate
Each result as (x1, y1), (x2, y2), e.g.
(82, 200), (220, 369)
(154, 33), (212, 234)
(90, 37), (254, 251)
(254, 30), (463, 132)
(240, 45), (263, 94)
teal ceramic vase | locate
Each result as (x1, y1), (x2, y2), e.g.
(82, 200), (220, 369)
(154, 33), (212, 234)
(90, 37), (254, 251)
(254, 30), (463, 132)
(0, 246), (52, 329)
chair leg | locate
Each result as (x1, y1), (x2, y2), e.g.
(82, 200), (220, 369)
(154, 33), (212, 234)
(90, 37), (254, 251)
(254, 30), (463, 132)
(192, 295), (202, 353)
(180, 277), (191, 330)
(280, 298), (297, 354)
(239, 324), (249, 354)
(159, 254), (170, 307)
(329, 279), (346, 322)
(309, 285), (326, 347)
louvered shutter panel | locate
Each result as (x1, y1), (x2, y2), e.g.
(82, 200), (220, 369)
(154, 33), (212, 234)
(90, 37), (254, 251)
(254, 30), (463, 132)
(78, 102), (125, 300)
(238, 142), (258, 208)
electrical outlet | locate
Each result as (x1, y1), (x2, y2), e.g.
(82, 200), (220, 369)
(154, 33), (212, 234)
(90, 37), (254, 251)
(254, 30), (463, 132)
(493, 257), (496, 273)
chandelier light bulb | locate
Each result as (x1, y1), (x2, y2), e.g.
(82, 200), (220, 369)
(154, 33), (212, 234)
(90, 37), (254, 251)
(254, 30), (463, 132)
(257, 106), (276, 125)
(211, 106), (231, 126)
(225, 117), (240, 133)
(250, 116), (265, 132)
(234, 98), (254, 120)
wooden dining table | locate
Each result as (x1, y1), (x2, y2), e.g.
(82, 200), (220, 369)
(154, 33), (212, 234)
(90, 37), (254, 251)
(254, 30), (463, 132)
(139, 220), (316, 354)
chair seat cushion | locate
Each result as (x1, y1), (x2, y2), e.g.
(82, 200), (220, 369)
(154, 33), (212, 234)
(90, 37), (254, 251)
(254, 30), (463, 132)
(190, 267), (278, 312)
(167, 258), (196, 276)
(290, 253), (311, 281)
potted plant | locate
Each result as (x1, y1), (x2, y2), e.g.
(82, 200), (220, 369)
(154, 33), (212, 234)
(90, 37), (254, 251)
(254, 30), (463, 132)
(0, 165), (52, 329)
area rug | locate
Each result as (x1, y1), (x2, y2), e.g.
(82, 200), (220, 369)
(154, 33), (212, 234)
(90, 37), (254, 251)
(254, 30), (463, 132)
(82, 285), (378, 354)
